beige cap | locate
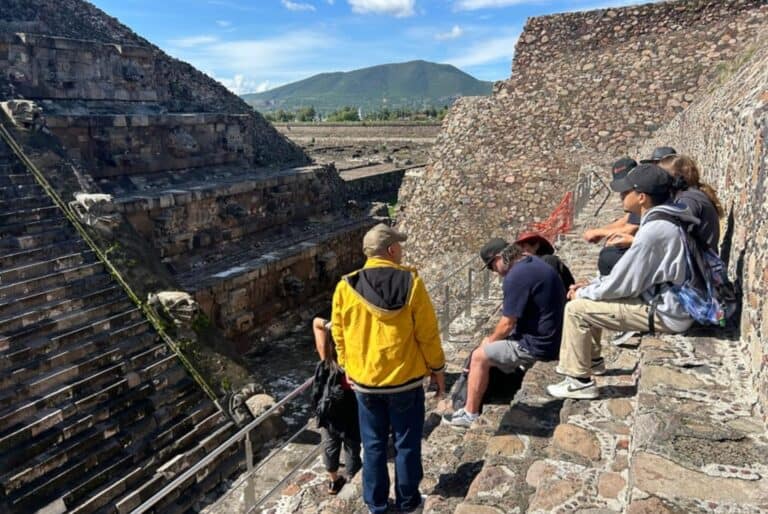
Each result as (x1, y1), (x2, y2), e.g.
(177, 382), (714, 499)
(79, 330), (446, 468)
(363, 223), (408, 257)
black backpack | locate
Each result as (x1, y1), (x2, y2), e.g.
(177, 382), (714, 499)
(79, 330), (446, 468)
(310, 359), (347, 428)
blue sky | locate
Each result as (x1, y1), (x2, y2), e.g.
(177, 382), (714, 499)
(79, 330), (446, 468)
(90, 0), (658, 94)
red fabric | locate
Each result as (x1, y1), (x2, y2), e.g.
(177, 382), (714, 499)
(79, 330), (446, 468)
(525, 191), (574, 243)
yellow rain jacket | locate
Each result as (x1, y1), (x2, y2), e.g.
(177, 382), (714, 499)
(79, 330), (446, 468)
(331, 257), (445, 393)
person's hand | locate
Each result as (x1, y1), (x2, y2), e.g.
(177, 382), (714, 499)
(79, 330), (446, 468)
(430, 371), (446, 398)
(605, 232), (633, 248)
(567, 280), (589, 301)
(582, 229), (605, 244)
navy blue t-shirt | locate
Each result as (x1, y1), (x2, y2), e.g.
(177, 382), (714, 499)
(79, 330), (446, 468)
(501, 256), (566, 360)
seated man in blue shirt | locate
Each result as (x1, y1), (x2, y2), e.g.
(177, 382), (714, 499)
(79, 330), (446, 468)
(445, 238), (566, 428)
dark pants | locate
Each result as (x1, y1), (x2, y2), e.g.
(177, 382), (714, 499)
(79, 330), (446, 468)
(598, 245), (629, 276)
(320, 425), (361, 474)
(355, 387), (425, 514)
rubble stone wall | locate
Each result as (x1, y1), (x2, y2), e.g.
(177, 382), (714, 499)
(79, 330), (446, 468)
(398, 0), (767, 268)
(344, 169), (405, 202)
(634, 33), (768, 422)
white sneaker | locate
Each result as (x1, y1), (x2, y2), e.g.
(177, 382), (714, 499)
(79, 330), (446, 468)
(610, 331), (638, 346)
(555, 358), (606, 376)
(443, 408), (478, 429)
(547, 377), (599, 399)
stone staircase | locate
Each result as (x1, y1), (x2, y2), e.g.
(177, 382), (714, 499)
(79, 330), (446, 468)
(245, 188), (768, 513)
(0, 137), (238, 514)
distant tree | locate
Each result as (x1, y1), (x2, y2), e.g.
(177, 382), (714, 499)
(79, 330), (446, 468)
(326, 106), (360, 122)
(295, 106), (316, 122)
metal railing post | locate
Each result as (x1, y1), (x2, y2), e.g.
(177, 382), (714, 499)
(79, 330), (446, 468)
(245, 432), (254, 472)
(442, 285), (450, 339)
(482, 268), (489, 300)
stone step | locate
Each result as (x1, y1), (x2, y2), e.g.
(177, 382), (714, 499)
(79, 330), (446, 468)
(0, 216), (68, 239)
(0, 260), (103, 302)
(0, 282), (120, 335)
(0, 249), (95, 287)
(0, 173), (37, 187)
(0, 320), (152, 392)
(0, 182), (44, 200)
(0, 295), (132, 349)
(0, 225), (76, 253)
(0, 238), (87, 270)
(0, 194), (52, 212)
(0, 272), (112, 320)
(0, 307), (143, 370)
(0, 351), (183, 454)
(0, 204), (61, 227)
(0, 330), (159, 413)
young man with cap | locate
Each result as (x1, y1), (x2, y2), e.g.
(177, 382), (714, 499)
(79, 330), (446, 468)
(547, 163), (696, 400)
(445, 238), (565, 428)
(331, 223), (445, 514)
(640, 146), (677, 164)
(582, 157), (642, 275)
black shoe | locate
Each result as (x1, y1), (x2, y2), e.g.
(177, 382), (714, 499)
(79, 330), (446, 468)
(328, 476), (346, 495)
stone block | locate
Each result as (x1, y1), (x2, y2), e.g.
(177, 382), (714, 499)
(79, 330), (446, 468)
(551, 423), (601, 461)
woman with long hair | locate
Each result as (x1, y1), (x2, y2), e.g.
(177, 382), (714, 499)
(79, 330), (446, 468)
(659, 154), (724, 251)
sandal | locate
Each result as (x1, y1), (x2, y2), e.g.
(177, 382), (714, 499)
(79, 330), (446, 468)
(327, 476), (346, 495)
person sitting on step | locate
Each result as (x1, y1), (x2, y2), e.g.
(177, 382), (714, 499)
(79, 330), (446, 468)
(547, 163), (696, 400)
(445, 238), (566, 428)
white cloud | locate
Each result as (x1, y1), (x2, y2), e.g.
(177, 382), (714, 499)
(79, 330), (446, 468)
(435, 25), (464, 41)
(446, 31), (520, 67)
(168, 35), (219, 48)
(282, 0), (316, 11)
(216, 20), (232, 27)
(347, 0), (415, 17)
(165, 31), (337, 93)
(454, 0), (540, 10)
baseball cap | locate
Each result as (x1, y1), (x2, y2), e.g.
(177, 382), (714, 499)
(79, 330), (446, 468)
(362, 223), (407, 257)
(640, 146), (677, 164)
(610, 163), (672, 195)
(479, 238), (509, 270)
(514, 231), (554, 255)
(609, 157), (638, 182)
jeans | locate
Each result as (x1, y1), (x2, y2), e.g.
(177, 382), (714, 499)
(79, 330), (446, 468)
(355, 387), (425, 514)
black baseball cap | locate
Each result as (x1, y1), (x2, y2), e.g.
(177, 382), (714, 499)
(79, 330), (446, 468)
(610, 157), (637, 182)
(479, 238), (508, 270)
(640, 146), (677, 163)
(610, 163), (672, 195)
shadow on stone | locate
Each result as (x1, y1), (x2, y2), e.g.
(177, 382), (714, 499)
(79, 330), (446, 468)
(432, 460), (485, 498)
(497, 400), (563, 437)
(598, 384), (637, 399)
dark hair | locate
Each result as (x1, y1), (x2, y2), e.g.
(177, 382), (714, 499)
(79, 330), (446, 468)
(648, 191), (672, 206)
(660, 155), (724, 217)
(500, 243), (524, 267)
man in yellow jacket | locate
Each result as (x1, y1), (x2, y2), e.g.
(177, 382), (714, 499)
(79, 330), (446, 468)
(332, 223), (445, 514)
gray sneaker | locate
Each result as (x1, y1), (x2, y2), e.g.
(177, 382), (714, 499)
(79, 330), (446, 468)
(555, 358), (606, 376)
(546, 377), (599, 399)
(443, 408), (478, 429)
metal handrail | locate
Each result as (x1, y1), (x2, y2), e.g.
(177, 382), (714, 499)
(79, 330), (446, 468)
(131, 377), (314, 514)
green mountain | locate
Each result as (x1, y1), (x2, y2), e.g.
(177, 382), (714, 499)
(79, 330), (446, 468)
(242, 60), (494, 114)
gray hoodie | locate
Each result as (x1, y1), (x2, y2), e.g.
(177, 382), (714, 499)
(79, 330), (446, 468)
(577, 204), (697, 333)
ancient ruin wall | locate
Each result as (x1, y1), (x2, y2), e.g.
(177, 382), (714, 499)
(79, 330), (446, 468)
(398, 0), (767, 270)
(634, 32), (768, 422)
(0, 0), (308, 167)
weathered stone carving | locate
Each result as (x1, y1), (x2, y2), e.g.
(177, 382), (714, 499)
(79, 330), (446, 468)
(0, 99), (47, 131)
(167, 127), (199, 157)
(70, 192), (120, 233)
(147, 290), (199, 330)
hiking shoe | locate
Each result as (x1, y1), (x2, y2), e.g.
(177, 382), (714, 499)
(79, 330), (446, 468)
(610, 331), (638, 346)
(555, 358), (606, 377)
(546, 377), (599, 399)
(443, 408), (478, 429)
(328, 476), (346, 495)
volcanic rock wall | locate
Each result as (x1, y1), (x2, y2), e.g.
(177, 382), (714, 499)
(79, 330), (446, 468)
(398, 0), (767, 270)
(634, 31), (768, 422)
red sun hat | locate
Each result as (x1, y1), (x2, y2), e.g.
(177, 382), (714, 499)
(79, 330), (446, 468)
(514, 231), (555, 255)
